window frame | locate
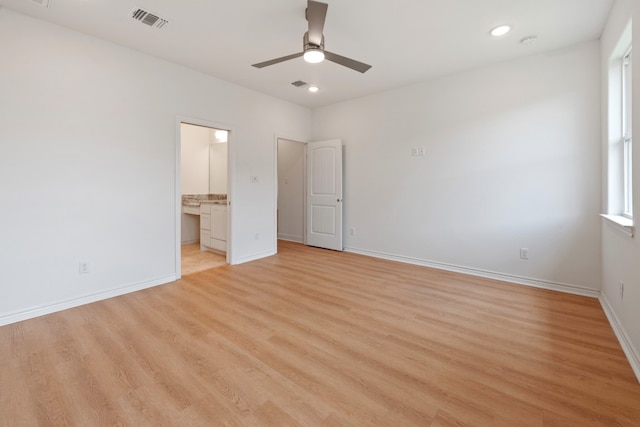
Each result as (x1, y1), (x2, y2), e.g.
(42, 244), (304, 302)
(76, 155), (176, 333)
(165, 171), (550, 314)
(622, 47), (633, 219)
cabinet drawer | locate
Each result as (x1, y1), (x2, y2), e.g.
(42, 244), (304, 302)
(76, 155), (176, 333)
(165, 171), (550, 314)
(200, 230), (210, 247)
(199, 203), (211, 215)
(182, 205), (200, 215)
(211, 205), (228, 241)
(200, 213), (211, 231)
(209, 238), (226, 252)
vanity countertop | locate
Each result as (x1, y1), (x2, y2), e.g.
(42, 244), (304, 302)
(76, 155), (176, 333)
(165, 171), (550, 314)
(182, 194), (227, 208)
(199, 199), (227, 205)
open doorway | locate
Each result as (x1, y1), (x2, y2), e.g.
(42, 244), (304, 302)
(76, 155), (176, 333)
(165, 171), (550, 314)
(277, 138), (306, 245)
(178, 120), (231, 276)
(276, 137), (344, 252)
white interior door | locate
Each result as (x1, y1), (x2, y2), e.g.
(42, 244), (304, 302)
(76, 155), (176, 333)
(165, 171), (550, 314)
(306, 139), (343, 251)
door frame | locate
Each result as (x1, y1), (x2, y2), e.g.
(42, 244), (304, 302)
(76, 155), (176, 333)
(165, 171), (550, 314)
(175, 116), (236, 278)
(274, 135), (308, 252)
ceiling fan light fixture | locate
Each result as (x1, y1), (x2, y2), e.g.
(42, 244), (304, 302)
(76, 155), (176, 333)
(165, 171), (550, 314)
(303, 48), (325, 64)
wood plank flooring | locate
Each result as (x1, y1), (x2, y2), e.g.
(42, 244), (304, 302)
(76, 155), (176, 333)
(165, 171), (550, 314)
(181, 243), (227, 275)
(1, 240), (639, 426)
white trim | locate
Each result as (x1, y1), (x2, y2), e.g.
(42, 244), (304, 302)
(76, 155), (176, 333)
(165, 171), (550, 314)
(0, 276), (176, 327)
(176, 116), (236, 271)
(232, 250), (276, 265)
(175, 119), (182, 279)
(599, 293), (640, 383)
(277, 233), (304, 243)
(344, 246), (600, 298)
(274, 135), (279, 255)
(601, 214), (634, 237)
(226, 127), (235, 265)
(181, 239), (200, 245)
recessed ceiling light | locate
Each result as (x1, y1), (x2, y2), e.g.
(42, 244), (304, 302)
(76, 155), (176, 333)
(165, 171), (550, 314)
(308, 85), (319, 93)
(520, 36), (538, 46)
(490, 25), (511, 37)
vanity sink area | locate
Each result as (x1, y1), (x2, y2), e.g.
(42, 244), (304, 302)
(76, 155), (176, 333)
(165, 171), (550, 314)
(182, 194), (228, 253)
(180, 122), (229, 256)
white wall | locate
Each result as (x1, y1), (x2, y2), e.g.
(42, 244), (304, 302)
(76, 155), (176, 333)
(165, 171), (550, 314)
(600, 0), (640, 381)
(180, 123), (210, 195)
(277, 139), (306, 243)
(312, 41), (602, 294)
(0, 9), (310, 324)
(180, 123), (209, 245)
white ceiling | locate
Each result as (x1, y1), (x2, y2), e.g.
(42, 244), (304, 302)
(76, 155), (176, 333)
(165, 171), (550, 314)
(0, 0), (614, 109)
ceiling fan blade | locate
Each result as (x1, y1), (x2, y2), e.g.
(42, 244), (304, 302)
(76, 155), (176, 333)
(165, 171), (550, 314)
(306, 0), (328, 46)
(324, 51), (372, 73)
(252, 52), (304, 68)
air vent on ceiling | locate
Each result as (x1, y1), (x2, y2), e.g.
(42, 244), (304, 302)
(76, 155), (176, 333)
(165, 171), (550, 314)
(30, 0), (50, 8)
(130, 8), (170, 29)
(291, 80), (308, 88)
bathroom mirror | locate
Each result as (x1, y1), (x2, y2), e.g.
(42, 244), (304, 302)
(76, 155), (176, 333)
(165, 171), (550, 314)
(209, 129), (228, 194)
(180, 123), (228, 196)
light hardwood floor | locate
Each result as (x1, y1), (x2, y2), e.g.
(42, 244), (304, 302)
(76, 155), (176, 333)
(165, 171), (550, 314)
(1, 241), (639, 426)
(181, 243), (227, 275)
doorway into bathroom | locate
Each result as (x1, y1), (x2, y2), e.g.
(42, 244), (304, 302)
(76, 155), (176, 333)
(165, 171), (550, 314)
(178, 120), (231, 276)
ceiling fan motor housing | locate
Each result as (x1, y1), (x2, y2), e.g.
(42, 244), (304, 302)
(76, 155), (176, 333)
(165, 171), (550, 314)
(303, 31), (324, 53)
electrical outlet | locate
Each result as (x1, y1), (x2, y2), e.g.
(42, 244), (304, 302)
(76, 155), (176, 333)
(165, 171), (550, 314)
(349, 228), (356, 236)
(520, 248), (529, 260)
(255, 233), (260, 240)
(79, 262), (89, 274)
(250, 176), (259, 183)
(620, 281), (624, 300)
(411, 147), (426, 157)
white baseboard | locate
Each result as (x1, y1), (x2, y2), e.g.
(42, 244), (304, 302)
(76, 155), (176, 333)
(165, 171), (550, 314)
(277, 233), (304, 244)
(0, 275), (176, 327)
(181, 239), (200, 245)
(344, 246), (600, 298)
(231, 249), (276, 265)
(599, 293), (640, 383)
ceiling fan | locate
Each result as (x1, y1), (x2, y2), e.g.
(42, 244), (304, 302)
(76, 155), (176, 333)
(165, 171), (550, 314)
(252, 0), (372, 73)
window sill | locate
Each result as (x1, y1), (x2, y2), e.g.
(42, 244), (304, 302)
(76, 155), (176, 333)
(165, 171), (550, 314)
(601, 214), (634, 237)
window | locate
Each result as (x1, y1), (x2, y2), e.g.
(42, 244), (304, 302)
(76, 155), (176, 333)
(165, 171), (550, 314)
(622, 47), (633, 218)
(604, 28), (634, 234)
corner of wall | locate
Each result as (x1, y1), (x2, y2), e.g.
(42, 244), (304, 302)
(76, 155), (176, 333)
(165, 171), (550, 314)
(599, 292), (640, 383)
